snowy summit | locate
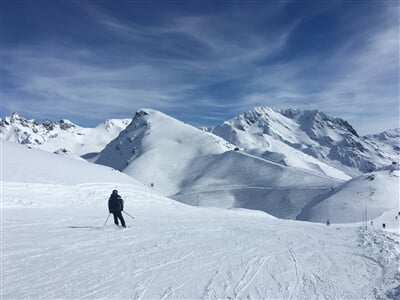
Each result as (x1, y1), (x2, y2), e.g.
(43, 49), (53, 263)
(2, 1), (399, 297)
(2, 105), (399, 299)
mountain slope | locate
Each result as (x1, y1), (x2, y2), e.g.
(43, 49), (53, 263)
(2, 146), (399, 298)
(95, 109), (347, 219)
(4, 205), (399, 299)
(298, 167), (400, 224)
(1, 140), (159, 208)
(0, 113), (130, 158)
(2, 114), (399, 299)
(365, 128), (400, 158)
(211, 107), (396, 176)
(95, 109), (235, 195)
(172, 150), (345, 219)
(1, 140), (145, 186)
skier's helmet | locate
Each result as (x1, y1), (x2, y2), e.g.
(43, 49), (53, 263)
(112, 189), (118, 194)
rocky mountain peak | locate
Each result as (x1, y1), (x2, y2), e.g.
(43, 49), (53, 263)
(212, 106), (395, 175)
(42, 119), (56, 131)
(11, 112), (21, 120)
(59, 119), (76, 130)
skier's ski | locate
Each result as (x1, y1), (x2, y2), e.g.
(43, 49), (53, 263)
(68, 225), (131, 229)
(69, 226), (103, 229)
(117, 225), (132, 229)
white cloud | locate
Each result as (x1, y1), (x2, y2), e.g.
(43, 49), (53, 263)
(2, 47), (198, 121)
(2, 1), (398, 134)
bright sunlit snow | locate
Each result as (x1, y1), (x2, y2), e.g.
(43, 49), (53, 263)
(2, 1), (400, 298)
(2, 133), (400, 299)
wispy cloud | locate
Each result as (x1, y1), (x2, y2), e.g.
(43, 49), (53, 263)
(224, 3), (399, 134)
(2, 2), (296, 124)
(2, 1), (398, 134)
(2, 46), (196, 120)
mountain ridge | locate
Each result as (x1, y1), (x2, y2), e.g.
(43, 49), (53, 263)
(210, 106), (398, 175)
(1, 108), (398, 220)
(0, 112), (131, 157)
(94, 108), (346, 219)
(2, 107), (398, 177)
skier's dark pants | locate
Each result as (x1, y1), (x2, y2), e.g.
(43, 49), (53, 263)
(112, 211), (126, 227)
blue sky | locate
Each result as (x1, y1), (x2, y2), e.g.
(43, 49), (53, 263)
(1, 0), (399, 134)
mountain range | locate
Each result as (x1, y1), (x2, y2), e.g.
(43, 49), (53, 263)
(210, 107), (398, 175)
(3, 137), (398, 299)
(1, 107), (398, 220)
(0, 112), (130, 160)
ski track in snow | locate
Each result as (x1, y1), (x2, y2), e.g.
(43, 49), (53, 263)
(2, 202), (399, 299)
(2, 182), (399, 299)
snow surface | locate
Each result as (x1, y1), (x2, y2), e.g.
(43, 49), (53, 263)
(1, 141), (145, 186)
(365, 128), (400, 159)
(298, 168), (400, 226)
(96, 109), (235, 195)
(0, 113), (130, 158)
(171, 150), (345, 219)
(2, 130), (400, 299)
(2, 189), (400, 299)
(95, 109), (347, 219)
(211, 107), (398, 176)
(2, 109), (400, 299)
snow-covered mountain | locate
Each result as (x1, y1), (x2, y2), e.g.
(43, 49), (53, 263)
(95, 109), (236, 195)
(0, 112), (130, 159)
(211, 107), (398, 176)
(2, 129), (399, 299)
(2, 108), (398, 219)
(298, 166), (399, 224)
(2, 109), (397, 177)
(95, 109), (348, 219)
(171, 150), (345, 219)
(1, 140), (155, 208)
(2, 140), (144, 186)
(365, 128), (400, 158)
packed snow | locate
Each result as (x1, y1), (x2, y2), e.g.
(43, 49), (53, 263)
(2, 136), (400, 299)
(1, 108), (400, 299)
(3, 204), (399, 299)
(298, 167), (400, 227)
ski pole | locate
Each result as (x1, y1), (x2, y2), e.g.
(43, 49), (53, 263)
(123, 210), (135, 220)
(102, 213), (111, 228)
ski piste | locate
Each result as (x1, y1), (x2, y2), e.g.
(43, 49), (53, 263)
(69, 226), (103, 229)
(69, 225), (132, 229)
(2, 116), (399, 298)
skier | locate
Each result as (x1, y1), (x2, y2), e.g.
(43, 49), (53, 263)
(326, 219), (330, 226)
(108, 190), (126, 228)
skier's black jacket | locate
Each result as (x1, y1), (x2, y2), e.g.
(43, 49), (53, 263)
(108, 192), (124, 213)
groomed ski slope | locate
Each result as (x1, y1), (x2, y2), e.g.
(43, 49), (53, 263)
(1, 140), (399, 299)
(2, 186), (399, 299)
(298, 169), (400, 224)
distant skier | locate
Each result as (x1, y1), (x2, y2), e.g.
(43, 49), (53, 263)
(326, 219), (330, 226)
(382, 223), (386, 229)
(108, 190), (126, 228)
